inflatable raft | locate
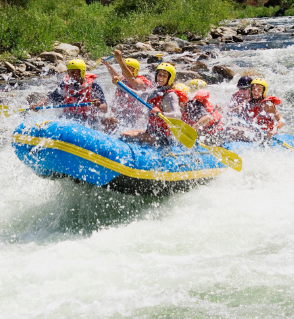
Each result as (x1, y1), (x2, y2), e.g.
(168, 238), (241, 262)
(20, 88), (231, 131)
(12, 118), (228, 195)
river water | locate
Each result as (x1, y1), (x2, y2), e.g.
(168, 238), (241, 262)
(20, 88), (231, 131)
(1, 16), (294, 319)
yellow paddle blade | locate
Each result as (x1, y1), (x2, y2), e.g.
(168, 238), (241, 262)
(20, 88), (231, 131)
(158, 113), (197, 149)
(90, 58), (102, 71)
(0, 104), (9, 117)
(198, 141), (242, 172)
(0, 104), (27, 117)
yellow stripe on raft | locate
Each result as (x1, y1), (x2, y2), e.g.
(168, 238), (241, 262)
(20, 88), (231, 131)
(12, 134), (227, 181)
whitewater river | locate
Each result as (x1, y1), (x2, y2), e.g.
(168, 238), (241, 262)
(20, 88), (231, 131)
(1, 16), (294, 318)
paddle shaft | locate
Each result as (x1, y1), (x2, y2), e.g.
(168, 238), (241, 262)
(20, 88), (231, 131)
(116, 81), (152, 111)
(103, 55), (114, 62)
(34, 102), (92, 112)
(1, 102), (92, 115)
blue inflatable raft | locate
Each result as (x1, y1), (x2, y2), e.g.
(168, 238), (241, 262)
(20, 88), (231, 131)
(11, 118), (228, 195)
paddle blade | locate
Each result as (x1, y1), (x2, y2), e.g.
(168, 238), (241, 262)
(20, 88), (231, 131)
(90, 58), (102, 71)
(0, 104), (11, 117)
(198, 142), (242, 172)
(158, 114), (197, 149)
(0, 104), (28, 117)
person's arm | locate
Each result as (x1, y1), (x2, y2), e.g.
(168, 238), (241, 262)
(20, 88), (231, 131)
(29, 85), (65, 111)
(158, 92), (181, 119)
(183, 100), (212, 131)
(91, 82), (108, 113)
(101, 56), (121, 79)
(262, 101), (285, 137)
(230, 99), (250, 114)
(112, 75), (151, 100)
(113, 50), (146, 90)
(29, 96), (49, 111)
(192, 115), (213, 131)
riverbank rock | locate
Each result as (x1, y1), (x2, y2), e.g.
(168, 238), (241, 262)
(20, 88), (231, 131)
(17, 64), (26, 73)
(54, 62), (67, 73)
(211, 27), (237, 39)
(162, 42), (182, 53)
(268, 26), (286, 33)
(212, 65), (234, 81)
(129, 51), (166, 59)
(135, 42), (155, 51)
(4, 62), (16, 72)
(39, 52), (64, 63)
(24, 61), (38, 71)
(170, 37), (191, 48)
(175, 70), (202, 81)
(53, 43), (80, 57)
(188, 61), (209, 72)
(198, 71), (222, 84)
(185, 32), (203, 41)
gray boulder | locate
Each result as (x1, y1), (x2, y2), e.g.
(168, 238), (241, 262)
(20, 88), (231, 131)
(135, 42), (155, 51)
(53, 43), (79, 57)
(39, 51), (64, 63)
(4, 62), (16, 72)
(162, 42), (182, 53)
(175, 70), (203, 82)
(212, 65), (234, 81)
(129, 51), (166, 59)
(189, 61), (209, 72)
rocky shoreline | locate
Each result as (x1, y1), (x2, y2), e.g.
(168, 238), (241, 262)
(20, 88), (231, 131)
(0, 18), (292, 88)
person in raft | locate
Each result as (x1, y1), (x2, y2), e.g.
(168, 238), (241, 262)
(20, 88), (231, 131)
(115, 62), (188, 146)
(231, 78), (285, 139)
(30, 59), (117, 131)
(102, 50), (152, 126)
(181, 79), (224, 145)
(227, 76), (253, 113)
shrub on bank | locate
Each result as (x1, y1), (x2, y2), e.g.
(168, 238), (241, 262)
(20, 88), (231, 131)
(0, 0), (284, 61)
(235, 5), (280, 18)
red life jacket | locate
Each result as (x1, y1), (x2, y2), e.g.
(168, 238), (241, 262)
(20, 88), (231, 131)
(63, 73), (97, 118)
(244, 96), (281, 131)
(182, 90), (223, 134)
(147, 88), (187, 137)
(114, 75), (153, 118)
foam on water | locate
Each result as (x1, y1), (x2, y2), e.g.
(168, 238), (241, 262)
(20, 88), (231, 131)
(1, 28), (294, 318)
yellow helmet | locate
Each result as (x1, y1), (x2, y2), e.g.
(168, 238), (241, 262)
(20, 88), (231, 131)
(66, 59), (87, 78)
(174, 83), (190, 95)
(124, 58), (140, 77)
(156, 63), (176, 86)
(251, 78), (268, 97)
(188, 79), (207, 92)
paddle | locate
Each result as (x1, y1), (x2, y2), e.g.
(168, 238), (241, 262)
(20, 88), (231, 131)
(0, 102), (92, 118)
(91, 55), (114, 70)
(116, 80), (197, 149)
(116, 80), (242, 171)
(232, 115), (294, 151)
(197, 141), (242, 172)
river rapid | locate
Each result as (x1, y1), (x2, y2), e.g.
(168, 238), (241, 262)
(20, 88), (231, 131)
(1, 16), (294, 319)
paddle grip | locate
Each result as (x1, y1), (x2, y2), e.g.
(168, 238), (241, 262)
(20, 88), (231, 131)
(116, 81), (153, 111)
